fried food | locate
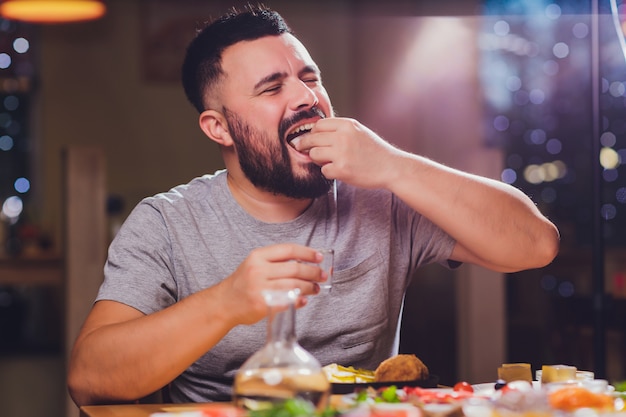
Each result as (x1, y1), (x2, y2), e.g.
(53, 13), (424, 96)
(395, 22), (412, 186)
(374, 354), (429, 382)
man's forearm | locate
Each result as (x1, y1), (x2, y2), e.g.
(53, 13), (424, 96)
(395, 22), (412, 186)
(68, 287), (234, 405)
(387, 152), (559, 271)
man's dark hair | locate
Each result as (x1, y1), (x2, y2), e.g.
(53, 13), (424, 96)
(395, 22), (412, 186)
(181, 4), (293, 113)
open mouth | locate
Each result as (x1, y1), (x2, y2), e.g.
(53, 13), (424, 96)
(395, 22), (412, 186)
(287, 122), (316, 152)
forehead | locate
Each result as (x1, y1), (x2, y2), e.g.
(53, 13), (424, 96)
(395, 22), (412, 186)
(220, 33), (317, 88)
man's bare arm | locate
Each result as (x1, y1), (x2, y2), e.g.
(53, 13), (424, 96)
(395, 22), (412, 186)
(300, 117), (560, 272)
(68, 244), (326, 406)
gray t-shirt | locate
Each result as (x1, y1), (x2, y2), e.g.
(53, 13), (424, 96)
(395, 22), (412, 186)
(96, 170), (456, 402)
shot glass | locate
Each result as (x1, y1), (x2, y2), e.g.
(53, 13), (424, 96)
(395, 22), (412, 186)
(316, 248), (334, 294)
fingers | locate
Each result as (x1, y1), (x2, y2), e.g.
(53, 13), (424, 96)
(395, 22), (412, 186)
(270, 258), (324, 282)
(256, 243), (323, 264)
(269, 278), (321, 298)
(237, 244), (327, 293)
(292, 118), (340, 152)
(292, 124), (338, 169)
(260, 245), (329, 298)
(295, 295), (309, 309)
(220, 244), (325, 325)
(311, 116), (347, 133)
(295, 117), (400, 190)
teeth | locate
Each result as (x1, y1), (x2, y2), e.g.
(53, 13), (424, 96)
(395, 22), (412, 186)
(289, 122), (315, 136)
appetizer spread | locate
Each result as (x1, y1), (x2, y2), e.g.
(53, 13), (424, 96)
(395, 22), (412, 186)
(150, 358), (626, 417)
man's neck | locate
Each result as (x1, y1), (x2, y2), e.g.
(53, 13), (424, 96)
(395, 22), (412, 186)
(226, 172), (313, 223)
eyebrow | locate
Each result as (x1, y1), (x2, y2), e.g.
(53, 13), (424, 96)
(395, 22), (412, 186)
(253, 65), (321, 91)
(253, 72), (285, 91)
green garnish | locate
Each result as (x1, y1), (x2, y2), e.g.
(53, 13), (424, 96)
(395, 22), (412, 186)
(248, 398), (316, 417)
(355, 389), (370, 403)
(377, 386), (401, 403)
(284, 398), (315, 416)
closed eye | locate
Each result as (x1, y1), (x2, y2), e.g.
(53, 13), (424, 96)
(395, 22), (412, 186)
(262, 84), (282, 94)
(300, 65), (322, 85)
(303, 77), (320, 86)
(254, 71), (287, 95)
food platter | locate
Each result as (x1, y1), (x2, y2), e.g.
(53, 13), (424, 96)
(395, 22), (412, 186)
(470, 381), (541, 395)
(331, 374), (440, 395)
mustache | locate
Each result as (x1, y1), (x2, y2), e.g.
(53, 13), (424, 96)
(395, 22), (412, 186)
(278, 106), (326, 141)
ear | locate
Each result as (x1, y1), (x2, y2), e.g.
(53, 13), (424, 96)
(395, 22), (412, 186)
(199, 110), (233, 146)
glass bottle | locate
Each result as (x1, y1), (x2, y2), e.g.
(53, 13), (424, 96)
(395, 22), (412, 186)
(233, 288), (330, 411)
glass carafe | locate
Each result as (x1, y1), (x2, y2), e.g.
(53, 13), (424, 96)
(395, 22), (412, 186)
(232, 288), (330, 411)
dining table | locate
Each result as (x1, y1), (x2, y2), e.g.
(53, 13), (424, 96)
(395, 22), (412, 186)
(79, 397), (347, 417)
(80, 402), (237, 417)
(78, 378), (440, 417)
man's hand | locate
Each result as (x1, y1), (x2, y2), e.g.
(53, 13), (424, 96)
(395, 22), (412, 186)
(294, 117), (403, 190)
(216, 243), (327, 326)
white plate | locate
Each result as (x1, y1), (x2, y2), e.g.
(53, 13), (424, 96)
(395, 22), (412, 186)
(472, 381), (541, 396)
(470, 383), (495, 397)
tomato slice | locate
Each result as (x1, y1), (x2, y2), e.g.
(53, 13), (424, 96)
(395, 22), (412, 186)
(403, 386), (476, 404)
(453, 382), (474, 393)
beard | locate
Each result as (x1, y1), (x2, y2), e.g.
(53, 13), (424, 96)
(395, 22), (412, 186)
(223, 107), (333, 199)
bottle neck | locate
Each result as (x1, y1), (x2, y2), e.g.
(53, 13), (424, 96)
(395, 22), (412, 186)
(267, 303), (297, 345)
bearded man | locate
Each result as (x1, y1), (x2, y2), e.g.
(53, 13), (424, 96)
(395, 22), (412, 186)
(68, 5), (559, 406)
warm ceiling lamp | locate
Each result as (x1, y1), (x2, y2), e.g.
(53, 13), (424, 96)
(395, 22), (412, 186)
(0, 0), (106, 24)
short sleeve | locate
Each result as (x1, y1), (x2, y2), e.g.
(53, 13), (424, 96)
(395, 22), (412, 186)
(96, 200), (178, 315)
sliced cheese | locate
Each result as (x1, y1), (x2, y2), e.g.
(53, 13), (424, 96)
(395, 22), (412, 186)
(497, 363), (533, 382)
(541, 364), (577, 384)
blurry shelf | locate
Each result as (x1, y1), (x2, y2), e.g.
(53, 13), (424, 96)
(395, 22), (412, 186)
(0, 257), (64, 286)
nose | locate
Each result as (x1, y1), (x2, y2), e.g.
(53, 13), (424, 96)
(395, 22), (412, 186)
(289, 80), (318, 111)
